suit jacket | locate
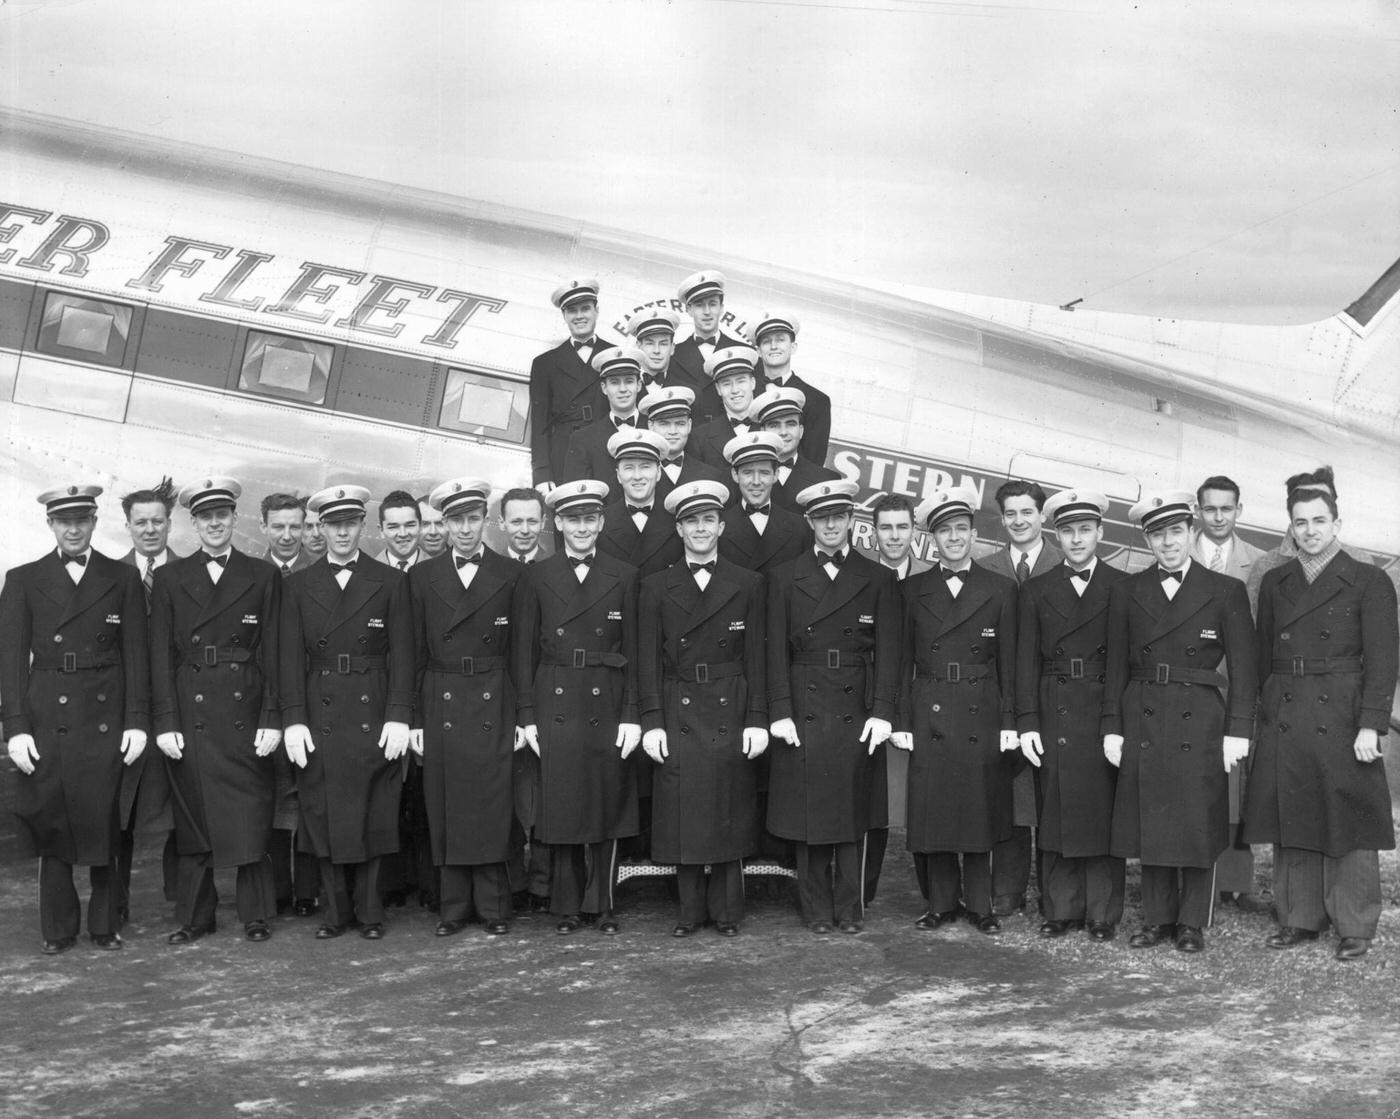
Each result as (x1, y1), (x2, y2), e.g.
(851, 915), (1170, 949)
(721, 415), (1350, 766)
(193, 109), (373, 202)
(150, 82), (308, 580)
(597, 498), (683, 578)
(771, 455), (839, 513)
(638, 558), (767, 863)
(978, 538), (1064, 583)
(562, 414), (638, 484)
(763, 371), (832, 466)
(120, 546), (181, 607)
(279, 555), (415, 861)
(1191, 533), (1266, 586)
(688, 415), (754, 469)
(512, 550), (640, 844)
(1101, 562), (1257, 866)
(0, 550), (149, 863)
(117, 546), (179, 829)
(261, 546), (316, 577)
(409, 549), (521, 865)
(671, 330), (747, 425)
(718, 504), (812, 574)
(529, 336), (617, 484)
(149, 548), (281, 865)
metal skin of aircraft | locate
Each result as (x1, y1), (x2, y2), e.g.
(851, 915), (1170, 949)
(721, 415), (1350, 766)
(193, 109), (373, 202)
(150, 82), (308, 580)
(1, 107), (1397, 583)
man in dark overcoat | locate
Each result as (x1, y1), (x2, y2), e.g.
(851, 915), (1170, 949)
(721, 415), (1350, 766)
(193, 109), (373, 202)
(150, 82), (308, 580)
(751, 387), (838, 513)
(1101, 490), (1257, 954)
(639, 481), (768, 937)
(597, 428), (683, 578)
(745, 311), (832, 466)
(895, 486), (1019, 936)
(689, 346), (759, 468)
(623, 306), (681, 397)
(563, 347), (645, 484)
(1015, 489), (1126, 940)
(529, 277), (615, 487)
(151, 477), (282, 943)
(2, 484), (149, 954)
(280, 485), (414, 940)
(1243, 468), (1398, 960)
(641, 385), (731, 504)
(767, 480), (900, 934)
(671, 270), (748, 424)
(409, 478), (521, 937)
(513, 480), (642, 935)
(717, 432), (812, 574)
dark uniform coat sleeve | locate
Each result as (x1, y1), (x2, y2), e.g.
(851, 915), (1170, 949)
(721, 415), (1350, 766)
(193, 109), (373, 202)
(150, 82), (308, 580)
(562, 415), (624, 484)
(529, 338), (615, 485)
(1243, 552), (1398, 855)
(0, 551), (149, 864)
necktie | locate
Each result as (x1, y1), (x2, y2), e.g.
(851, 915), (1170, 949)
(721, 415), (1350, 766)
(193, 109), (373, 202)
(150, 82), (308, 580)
(569, 555), (593, 568)
(614, 415), (636, 428)
(1159, 568), (1183, 583)
(455, 554), (481, 568)
(1016, 553), (1030, 583)
(397, 559), (409, 571)
(573, 337), (595, 351)
(280, 563), (291, 575)
(63, 553), (88, 566)
(143, 555), (156, 602)
(695, 336), (716, 346)
(1209, 546), (1225, 572)
(744, 503), (771, 516)
(331, 559), (357, 573)
(941, 566), (966, 581)
(1070, 567), (1092, 581)
(729, 417), (749, 430)
(201, 552), (228, 567)
(628, 505), (652, 516)
(516, 554), (533, 565)
(819, 551), (846, 568)
(689, 561), (716, 574)
(779, 458), (796, 467)
(665, 456), (684, 467)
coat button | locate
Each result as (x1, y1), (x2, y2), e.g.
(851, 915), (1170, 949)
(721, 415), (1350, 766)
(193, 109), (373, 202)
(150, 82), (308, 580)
(843, 627), (853, 636)
(1057, 737), (1067, 746)
(1279, 723), (1290, 733)
(970, 645), (981, 654)
(96, 634), (108, 644)
(1054, 646), (1065, 656)
(933, 732), (944, 741)
(231, 636), (241, 645)
(591, 687), (600, 697)
(322, 697), (332, 706)
(194, 694), (204, 703)
(1319, 630), (1330, 640)
(443, 692), (452, 701)
(1055, 706), (1065, 716)
(1316, 727), (1327, 736)
(969, 735), (978, 744)
(191, 634), (201, 644)
(588, 718), (599, 727)
(1182, 711), (1192, 720)
(234, 721), (245, 731)
(1057, 677), (1066, 686)
(444, 722), (453, 730)
(843, 686), (854, 694)
(1317, 694), (1328, 704)
(718, 639), (727, 648)
(1096, 645), (1107, 654)
(680, 726), (691, 735)
(805, 714), (815, 722)
(317, 639), (328, 648)
(1143, 708), (1153, 716)
(595, 628), (603, 636)
(555, 628), (565, 637)
(58, 695), (68, 705)
(807, 683), (817, 692)
(718, 697), (728, 706)
(555, 715), (566, 724)
(806, 627), (814, 635)
(320, 669), (330, 676)
(483, 637), (492, 645)
(931, 642), (941, 652)
(57, 727), (67, 735)
(96, 694), (106, 702)
(361, 724), (371, 733)
(229, 663), (239, 672)
(969, 706), (980, 716)
(361, 695), (370, 704)
(1280, 632), (1290, 641)
(680, 638), (689, 647)
(1185, 647), (1196, 657)
(1140, 741), (1149, 749)
(322, 725), (332, 734)
(681, 697), (691, 706)
(1282, 693), (1292, 703)
(98, 723), (109, 733)
(554, 687), (564, 695)
(233, 692), (243, 701)
(357, 636), (368, 646)
(482, 723), (493, 732)
(444, 635), (454, 644)
(53, 634), (63, 644)
(843, 715), (853, 723)
(193, 723), (205, 732)
(483, 692), (491, 701)
(1141, 646), (1152, 656)
(931, 704), (941, 713)
(1181, 742), (1191, 751)
(718, 726), (727, 735)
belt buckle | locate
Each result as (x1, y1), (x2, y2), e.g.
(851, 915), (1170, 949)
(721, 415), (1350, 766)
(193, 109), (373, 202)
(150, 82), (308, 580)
(460, 656), (475, 675)
(947, 662), (961, 683)
(1155, 663), (1170, 685)
(1291, 656), (1305, 677)
(204, 645), (218, 667)
(581, 404), (594, 423)
(826, 649), (842, 670)
(1070, 657), (1084, 679)
(572, 648), (587, 669)
(61, 651), (77, 673)
(694, 663), (709, 684)
(337, 653), (351, 675)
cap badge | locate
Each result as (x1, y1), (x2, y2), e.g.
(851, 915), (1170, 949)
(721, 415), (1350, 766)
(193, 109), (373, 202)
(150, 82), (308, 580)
(452, 483), (461, 492)
(1067, 491), (1077, 501)
(68, 486), (77, 495)
(1153, 497), (1162, 507)
(337, 489), (345, 498)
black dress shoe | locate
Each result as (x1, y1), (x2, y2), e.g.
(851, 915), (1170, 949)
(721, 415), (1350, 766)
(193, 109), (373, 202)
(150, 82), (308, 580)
(1087, 922), (1116, 942)
(315, 923), (347, 940)
(359, 923), (384, 940)
(914, 909), (960, 931)
(530, 894), (551, 913)
(556, 914), (583, 935)
(245, 921), (271, 942)
(1128, 924), (1174, 949)
(484, 919), (509, 936)
(1335, 937), (1369, 960)
(1038, 919), (1084, 938)
(715, 922), (739, 937)
(808, 921), (833, 935)
(598, 914), (620, 935)
(435, 919), (467, 937)
(967, 912), (1002, 935)
(1266, 926), (1319, 950)
(117, 906), (130, 926)
(91, 932), (123, 951)
(293, 899), (318, 918)
(838, 920), (863, 934)
(42, 936), (76, 955)
(1175, 925), (1205, 953)
(672, 923), (695, 938)
(992, 893), (1027, 917)
(167, 925), (211, 945)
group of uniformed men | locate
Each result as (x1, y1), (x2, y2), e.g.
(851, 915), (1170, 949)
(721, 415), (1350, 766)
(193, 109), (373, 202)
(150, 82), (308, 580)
(3, 270), (1394, 963)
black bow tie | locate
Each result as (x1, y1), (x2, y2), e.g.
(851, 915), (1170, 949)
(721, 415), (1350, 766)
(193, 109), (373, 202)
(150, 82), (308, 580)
(729, 417), (749, 430)
(614, 415), (636, 427)
(455, 553), (481, 568)
(941, 566), (967, 581)
(778, 458), (796, 468)
(1070, 567), (1092, 581)
(819, 550), (846, 568)
(628, 505), (652, 516)
(664, 456), (684, 467)
(744, 502), (771, 516)
(569, 554), (594, 568)
(1159, 568), (1183, 583)
(201, 552), (228, 568)
(643, 374), (662, 387)
(689, 561), (715, 574)
(515, 554), (534, 565)
(572, 337), (595, 351)
(64, 553), (88, 567)
(331, 559), (357, 573)
(695, 336), (717, 346)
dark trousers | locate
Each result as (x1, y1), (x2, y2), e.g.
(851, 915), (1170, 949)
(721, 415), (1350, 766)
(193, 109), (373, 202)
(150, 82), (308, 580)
(992, 825), (1033, 911)
(269, 828), (320, 905)
(550, 840), (617, 917)
(320, 856), (384, 928)
(676, 860), (745, 926)
(795, 841), (862, 925)
(1041, 850), (1125, 925)
(1140, 864), (1213, 928)
(118, 827), (178, 916)
(380, 762), (435, 903)
(864, 827), (889, 904)
(1215, 845), (1255, 896)
(439, 862), (510, 923)
(38, 858), (118, 942)
(915, 850), (991, 917)
(1274, 846), (1381, 939)
(174, 852), (275, 929)
(506, 818), (552, 901)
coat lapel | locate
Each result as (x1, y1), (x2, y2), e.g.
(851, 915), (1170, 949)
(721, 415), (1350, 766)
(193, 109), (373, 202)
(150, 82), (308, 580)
(1143, 564), (1210, 643)
(935, 568), (992, 639)
(192, 550), (255, 629)
(59, 555), (116, 627)
(322, 562), (380, 635)
(682, 565), (740, 638)
(809, 555), (868, 628)
(560, 559), (618, 625)
(1275, 553), (1351, 629)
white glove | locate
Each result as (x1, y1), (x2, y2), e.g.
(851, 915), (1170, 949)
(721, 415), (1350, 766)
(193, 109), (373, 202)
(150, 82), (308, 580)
(521, 724), (540, 756)
(616, 722), (641, 759)
(409, 728), (424, 757)
(379, 721), (410, 761)
(890, 731), (914, 752)
(1019, 731), (1043, 768)
(860, 717), (892, 754)
(999, 730), (1019, 753)
(157, 731), (185, 760)
(120, 729), (147, 765)
(7, 733), (38, 775)
(254, 728), (282, 757)
(771, 717), (801, 747)
(1222, 735), (1250, 772)
(1354, 728), (1381, 764)
(1103, 733), (1124, 768)
(742, 727), (769, 759)
(284, 723), (315, 769)
(642, 728), (668, 763)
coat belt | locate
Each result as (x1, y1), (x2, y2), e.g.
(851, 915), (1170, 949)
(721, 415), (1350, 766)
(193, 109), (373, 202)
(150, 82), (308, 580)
(541, 650), (627, 669)
(1270, 656), (1363, 677)
(663, 660), (743, 685)
(309, 654), (387, 674)
(428, 656), (507, 675)
(178, 646), (253, 668)
(914, 661), (993, 683)
(1130, 664), (1223, 687)
(31, 652), (120, 672)
(1041, 658), (1105, 679)
(790, 649), (874, 706)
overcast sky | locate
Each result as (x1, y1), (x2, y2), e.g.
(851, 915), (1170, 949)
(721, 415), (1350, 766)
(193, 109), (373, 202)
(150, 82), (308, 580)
(1, 0), (1397, 322)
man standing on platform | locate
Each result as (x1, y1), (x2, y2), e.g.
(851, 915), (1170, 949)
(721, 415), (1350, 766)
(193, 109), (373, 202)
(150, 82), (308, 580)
(690, 346), (760, 468)
(530, 278), (615, 488)
(751, 386), (838, 513)
(641, 385), (731, 503)
(564, 346), (646, 483)
(416, 495), (448, 560)
(151, 477), (282, 944)
(376, 490), (423, 573)
(625, 307), (681, 396)
(2, 484), (149, 954)
(747, 312), (831, 466)
(261, 493), (314, 577)
(718, 432), (812, 574)
(598, 428), (683, 578)
(672, 270), (748, 424)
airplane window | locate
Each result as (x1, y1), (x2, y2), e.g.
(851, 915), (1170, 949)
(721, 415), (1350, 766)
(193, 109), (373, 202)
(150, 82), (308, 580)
(37, 292), (132, 366)
(438, 368), (527, 443)
(239, 331), (332, 405)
